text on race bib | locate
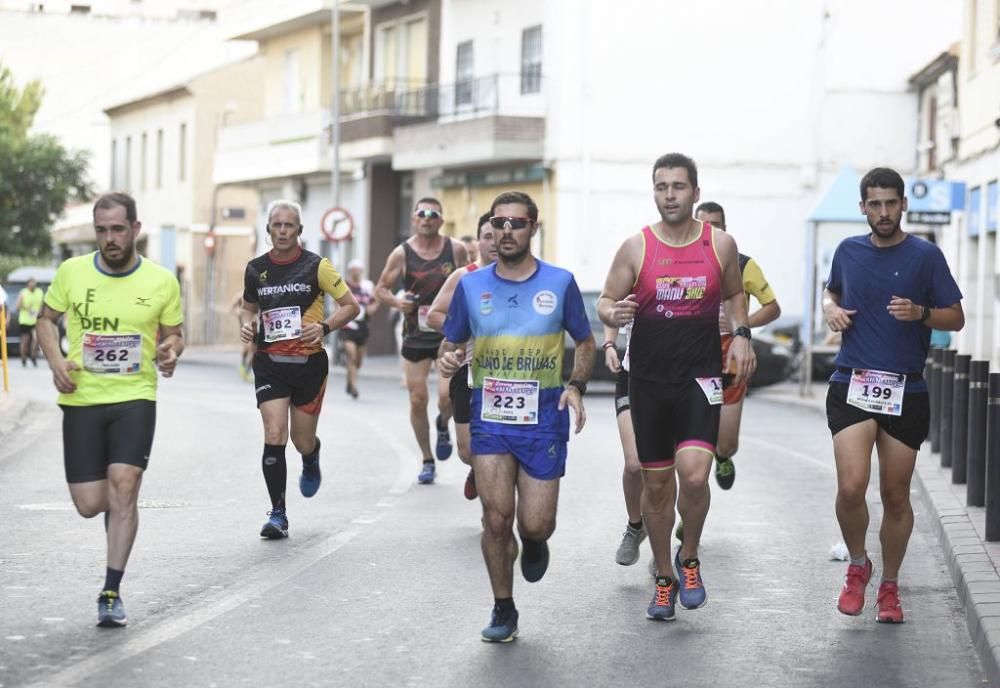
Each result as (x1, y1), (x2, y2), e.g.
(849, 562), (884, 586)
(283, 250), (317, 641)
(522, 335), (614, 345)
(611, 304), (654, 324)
(481, 377), (539, 425)
(846, 368), (905, 416)
(83, 333), (142, 375)
(696, 376), (724, 405)
(262, 306), (302, 343)
(417, 305), (434, 333)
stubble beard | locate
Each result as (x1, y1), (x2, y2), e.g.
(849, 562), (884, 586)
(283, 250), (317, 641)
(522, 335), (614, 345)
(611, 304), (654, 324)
(100, 241), (136, 270)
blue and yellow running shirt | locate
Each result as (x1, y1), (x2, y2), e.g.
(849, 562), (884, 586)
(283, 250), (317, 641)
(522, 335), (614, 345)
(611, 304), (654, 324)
(443, 261), (592, 442)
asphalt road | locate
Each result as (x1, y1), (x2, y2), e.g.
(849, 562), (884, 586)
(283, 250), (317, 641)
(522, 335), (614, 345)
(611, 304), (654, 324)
(0, 352), (987, 688)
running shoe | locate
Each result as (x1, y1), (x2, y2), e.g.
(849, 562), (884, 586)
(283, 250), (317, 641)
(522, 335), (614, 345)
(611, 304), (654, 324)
(674, 552), (707, 609)
(837, 557), (873, 616)
(876, 581), (904, 624)
(435, 415), (453, 460)
(481, 605), (519, 642)
(418, 461), (436, 484)
(346, 381), (359, 399)
(521, 539), (549, 583)
(96, 590), (127, 628)
(260, 508), (289, 539)
(299, 438), (322, 498)
(715, 456), (735, 490)
(464, 468), (477, 500)
(615, 523), (647, 566)
(646, 576), (678, 621)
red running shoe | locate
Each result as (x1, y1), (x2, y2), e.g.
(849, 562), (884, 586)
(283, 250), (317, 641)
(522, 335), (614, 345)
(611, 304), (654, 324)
(876, 581), (904, 624)
(837, 557), (873, 616)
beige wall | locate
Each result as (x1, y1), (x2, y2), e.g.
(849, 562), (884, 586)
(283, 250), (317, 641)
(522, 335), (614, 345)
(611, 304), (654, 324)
(261, 25), (325, 117)
(959, 0), (1000, 157)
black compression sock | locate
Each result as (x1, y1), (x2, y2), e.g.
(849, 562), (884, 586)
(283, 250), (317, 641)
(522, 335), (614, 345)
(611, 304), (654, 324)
(262, 444), (287, 510)
(302, 437), (321, 463)
(628, 519), (643, 530)
(104, 567), (124, 593)
(494, 597), (515, 614)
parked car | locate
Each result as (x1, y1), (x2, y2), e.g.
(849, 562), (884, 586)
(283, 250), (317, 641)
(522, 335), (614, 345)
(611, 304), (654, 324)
(759, 317), (839, 381)
(562, 291), (794, 388)
(4, 265), (67, 357)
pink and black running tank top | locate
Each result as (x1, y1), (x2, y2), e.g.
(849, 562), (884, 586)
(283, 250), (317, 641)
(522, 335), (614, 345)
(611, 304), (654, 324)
(628, 222), (724, 383)
(402, 239), (456, 348)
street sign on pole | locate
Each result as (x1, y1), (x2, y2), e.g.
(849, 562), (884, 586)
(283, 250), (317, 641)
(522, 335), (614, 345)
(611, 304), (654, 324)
(321, 206), (354, 243)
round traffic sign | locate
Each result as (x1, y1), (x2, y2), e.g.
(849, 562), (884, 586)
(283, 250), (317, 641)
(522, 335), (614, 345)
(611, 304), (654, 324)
(321, 207), (354, 243)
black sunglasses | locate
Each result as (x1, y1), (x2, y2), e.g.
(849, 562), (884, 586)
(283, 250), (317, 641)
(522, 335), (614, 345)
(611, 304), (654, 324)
(415, 209), (442, 219)
(489, 216), (532, 230)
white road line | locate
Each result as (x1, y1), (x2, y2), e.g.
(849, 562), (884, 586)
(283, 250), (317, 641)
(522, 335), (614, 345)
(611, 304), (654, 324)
(740, 434), (835, 473)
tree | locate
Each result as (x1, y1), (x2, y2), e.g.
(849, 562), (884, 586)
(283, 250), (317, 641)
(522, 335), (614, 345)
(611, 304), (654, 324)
(0, 61), (91, 258)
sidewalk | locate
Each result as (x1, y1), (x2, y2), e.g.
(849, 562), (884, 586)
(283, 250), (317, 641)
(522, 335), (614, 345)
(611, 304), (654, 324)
(755, 381), (1000, 687)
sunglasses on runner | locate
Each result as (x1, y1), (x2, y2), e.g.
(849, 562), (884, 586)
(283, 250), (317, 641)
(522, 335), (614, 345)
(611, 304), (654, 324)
(415, 209), (442, 219)
(489, 216), (532, 230)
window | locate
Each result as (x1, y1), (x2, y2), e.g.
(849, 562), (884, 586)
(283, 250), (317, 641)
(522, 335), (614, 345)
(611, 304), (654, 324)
(521, 26), (542, 94)
(374, 14), (428, 88)
(140, 132), (147, 190)
(455, 40), (474, 106)
(178, 123), (187, 182)
(110, 139), (117, 189)
(124, 136), (132, 190)
(156, 129), (163, 188)
(283, 49), (301, 113)
(987, 180), (998, 233)
(969, 186), (982, 237)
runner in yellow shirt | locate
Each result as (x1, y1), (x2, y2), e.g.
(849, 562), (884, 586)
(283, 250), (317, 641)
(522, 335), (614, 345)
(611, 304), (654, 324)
(15, 277), (45, 367)
(36, 193), (184, 628)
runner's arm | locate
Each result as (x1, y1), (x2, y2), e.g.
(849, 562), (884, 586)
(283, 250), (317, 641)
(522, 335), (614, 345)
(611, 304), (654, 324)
(822, 289), (856, 332)
(427, 267), (466, 333)
(375, 247), (411, 311)
(452, 239), (469, 269)
(239, 302), (259, 343)
(156, 324), (184, 377)
(598, 235), (641, 327)
(36, 304), (77, 393)
(602, 325), (622, 373)
(743, 259), (781, 328)
(716, 231), (756, 386)
(14, 291), (23, 312)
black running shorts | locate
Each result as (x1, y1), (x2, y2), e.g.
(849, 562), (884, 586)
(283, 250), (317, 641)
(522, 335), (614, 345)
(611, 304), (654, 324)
(60, 400), (156, 483)
(339, 324), (369, 347)
(450, 364), (472, 424)
(401, 345), (438, 363)
(253, 351), (329, 415)
(629, 376), (720, 469)
(614, 368), (630, 416)
(826, 382), (930, 451)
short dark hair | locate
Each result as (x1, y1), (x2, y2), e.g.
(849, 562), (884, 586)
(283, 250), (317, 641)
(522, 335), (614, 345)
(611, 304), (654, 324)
(695, 201), (725, 226)
(414, 197), (442, 211)
(476, 212), (492, 238)
(652, 152), (698, 188)
(859, 167), (904, 202)
(93, 192), (137, 224)
(490, 191), (538, 222)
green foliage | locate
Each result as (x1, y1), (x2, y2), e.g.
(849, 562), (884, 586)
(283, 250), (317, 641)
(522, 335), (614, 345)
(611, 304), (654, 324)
(0, 61), (92, 258)
(0, 254), (49, 282)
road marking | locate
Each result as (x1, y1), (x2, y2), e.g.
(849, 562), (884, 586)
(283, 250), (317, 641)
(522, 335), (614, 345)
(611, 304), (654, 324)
(741, 435), (835, 473)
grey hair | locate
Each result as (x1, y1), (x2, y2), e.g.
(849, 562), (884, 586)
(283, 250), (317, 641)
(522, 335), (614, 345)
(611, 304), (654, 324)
(266, 199), (303, 226)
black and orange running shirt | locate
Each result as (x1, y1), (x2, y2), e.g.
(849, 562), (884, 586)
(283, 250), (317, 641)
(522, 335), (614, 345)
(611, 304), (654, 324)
(243, 247), (349, 356)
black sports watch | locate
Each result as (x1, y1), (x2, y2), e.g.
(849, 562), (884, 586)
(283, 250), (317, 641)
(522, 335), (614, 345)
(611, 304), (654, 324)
(321, 322), (332, 336)
(733, 326), (752, 340)
(568, 379), (587, 396)
(920, 305), (932, 322)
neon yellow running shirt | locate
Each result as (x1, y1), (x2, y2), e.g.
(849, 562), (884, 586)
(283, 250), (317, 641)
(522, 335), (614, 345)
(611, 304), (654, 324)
(18, 287), (44, 326)
(44, 252), (183, 406)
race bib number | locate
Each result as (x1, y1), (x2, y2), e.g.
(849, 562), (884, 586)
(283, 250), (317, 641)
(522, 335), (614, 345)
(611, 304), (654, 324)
(82, 333), (142, 375)
(696, 377), (724, 405)
(262, 306), (302, 343)
(846, 369), (905, 416)
(481, 378), (539, 425)
(417, 305), (434, 332)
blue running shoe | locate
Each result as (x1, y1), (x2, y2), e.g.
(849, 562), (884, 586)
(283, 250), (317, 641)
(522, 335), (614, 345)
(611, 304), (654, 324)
(299, 438), (322, 498)
(260, 508), (288, 539)
(435, 415), (452, 460)
(96, 590), (127, 628)
(520, 539), (549, 583)
(646, 577), (677, 621)
(675, 552), (707, 609)
(418, 461), (436, 484)
(481, 606), (519, 642)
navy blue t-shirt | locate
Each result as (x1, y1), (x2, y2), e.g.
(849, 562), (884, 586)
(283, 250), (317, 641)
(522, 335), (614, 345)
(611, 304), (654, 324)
(825, 233), (962, 392)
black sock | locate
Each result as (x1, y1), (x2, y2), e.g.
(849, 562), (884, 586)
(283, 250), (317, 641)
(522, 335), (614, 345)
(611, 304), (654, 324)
(262, 444), (287, 510)
(522, 538), (543, 559)
(628, 519), (643, 530)
(302, 437), (321, 464)
(436, 415), (448, 432)
(716, 454), (730, 463)
(104, 567), (124, 593)
(494, 597), (515, 614)
(423, 458), (435, 465)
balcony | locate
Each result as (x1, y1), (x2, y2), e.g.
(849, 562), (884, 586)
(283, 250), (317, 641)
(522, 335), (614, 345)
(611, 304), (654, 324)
(390, 73), (546, 170)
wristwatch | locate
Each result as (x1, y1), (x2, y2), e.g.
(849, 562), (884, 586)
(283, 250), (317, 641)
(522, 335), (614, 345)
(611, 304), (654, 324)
(602, 340), (617, 350)
(920, 305), (932, 322)
(733, 326), (752, 340)
(568, 379), (587, 396)
(321, 322), (332, 336)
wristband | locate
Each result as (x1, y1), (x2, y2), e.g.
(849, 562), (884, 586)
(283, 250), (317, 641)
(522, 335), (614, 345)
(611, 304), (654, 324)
(568, 379), (587, 396)
(321, 322), (332, 336)
(733, 326), (752, 340)
(602, 341), (616, 351)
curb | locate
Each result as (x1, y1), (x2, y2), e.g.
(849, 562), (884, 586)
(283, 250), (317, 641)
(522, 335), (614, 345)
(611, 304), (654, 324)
(756, 386), (1000, 686)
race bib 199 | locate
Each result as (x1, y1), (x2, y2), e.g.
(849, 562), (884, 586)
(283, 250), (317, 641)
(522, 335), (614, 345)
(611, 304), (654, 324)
(695, 376), (724, 405)
(262, 306), (302, 343)
(481, 377), (539, 425)
(82, 333), (142, 375)
(846, 368), (905, 416)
